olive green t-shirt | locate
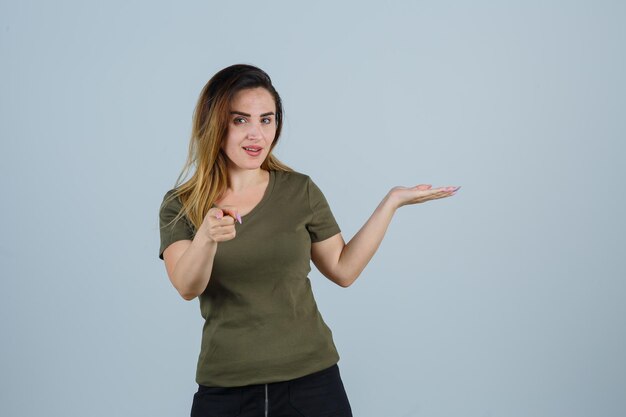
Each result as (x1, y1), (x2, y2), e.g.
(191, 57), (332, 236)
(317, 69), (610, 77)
(158, 169), (342, 387)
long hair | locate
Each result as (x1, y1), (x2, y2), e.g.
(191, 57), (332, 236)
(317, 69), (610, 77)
(162, 64), (293, 232)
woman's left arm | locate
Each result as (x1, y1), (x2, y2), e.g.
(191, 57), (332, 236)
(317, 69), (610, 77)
(311, 184), (460, 287)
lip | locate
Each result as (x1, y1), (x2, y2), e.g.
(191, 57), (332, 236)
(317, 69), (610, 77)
(242, 146), (263, 151)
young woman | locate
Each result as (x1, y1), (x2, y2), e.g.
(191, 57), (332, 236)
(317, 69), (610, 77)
(159, 64), (459, 417)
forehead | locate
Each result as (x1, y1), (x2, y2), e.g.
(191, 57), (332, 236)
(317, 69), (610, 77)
(230, 87), (275, 110)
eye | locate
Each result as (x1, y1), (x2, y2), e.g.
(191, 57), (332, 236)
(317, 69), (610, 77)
(233, 117), (246, 124)
(261, 117), (272, 124)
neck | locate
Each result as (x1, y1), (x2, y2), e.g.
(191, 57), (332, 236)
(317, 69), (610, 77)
(226, 167), (267, 192)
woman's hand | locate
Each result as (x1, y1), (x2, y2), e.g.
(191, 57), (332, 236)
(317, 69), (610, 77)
(198, 206), (242, 243)
(387, 184), (460, 210)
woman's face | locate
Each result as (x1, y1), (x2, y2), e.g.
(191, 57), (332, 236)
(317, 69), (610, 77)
(222, 87), (277, 172)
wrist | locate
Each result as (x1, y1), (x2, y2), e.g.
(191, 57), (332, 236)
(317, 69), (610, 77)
(383, 192), (401, 211)
(193, 231), (218, 250)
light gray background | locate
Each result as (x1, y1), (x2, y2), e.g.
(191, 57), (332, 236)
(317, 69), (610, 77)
(2, 1), (625, 416)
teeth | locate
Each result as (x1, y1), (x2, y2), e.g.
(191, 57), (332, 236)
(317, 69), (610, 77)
(244, 147), (260, 151)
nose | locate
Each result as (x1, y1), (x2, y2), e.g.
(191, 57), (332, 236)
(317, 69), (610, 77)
(246, 121), (263, 139)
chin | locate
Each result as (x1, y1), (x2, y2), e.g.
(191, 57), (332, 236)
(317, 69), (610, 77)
(235, 161), (264, 170)
(226, 152), (267, 170)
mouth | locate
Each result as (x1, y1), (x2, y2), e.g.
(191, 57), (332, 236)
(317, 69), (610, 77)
(242, 146), (263, 156)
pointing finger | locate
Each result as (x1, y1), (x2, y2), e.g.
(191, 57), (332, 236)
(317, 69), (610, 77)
(220, 207), (242, 224)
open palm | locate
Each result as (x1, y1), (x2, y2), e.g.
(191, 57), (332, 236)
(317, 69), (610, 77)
(388, 184), (460, 209)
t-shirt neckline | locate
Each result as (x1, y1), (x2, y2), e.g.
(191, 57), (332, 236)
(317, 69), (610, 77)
(213, 169), (275, 222)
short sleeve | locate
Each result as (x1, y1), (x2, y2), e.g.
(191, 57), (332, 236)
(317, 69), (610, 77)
(306, 177), (341, 243)
(158, 190), (195, 260)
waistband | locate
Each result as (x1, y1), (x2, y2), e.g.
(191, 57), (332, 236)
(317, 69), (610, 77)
(197, 363), (339, 392)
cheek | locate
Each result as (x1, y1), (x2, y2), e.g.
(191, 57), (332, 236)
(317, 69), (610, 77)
(265, 125), (277, 141)
(223, 133), (237, 150)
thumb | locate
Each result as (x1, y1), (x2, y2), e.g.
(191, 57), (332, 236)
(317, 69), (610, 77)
(413, 184), (432, 190)
(208, 207), (224, 219)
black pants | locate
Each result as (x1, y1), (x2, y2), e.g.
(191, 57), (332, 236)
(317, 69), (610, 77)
(190, 364), (353, 417)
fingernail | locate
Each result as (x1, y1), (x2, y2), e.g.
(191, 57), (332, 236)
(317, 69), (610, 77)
(215, 212), (223, 219)
(236, 213), (242, 224)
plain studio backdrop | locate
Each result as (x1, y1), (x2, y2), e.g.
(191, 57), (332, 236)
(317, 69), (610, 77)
(1, 1), (625, 416)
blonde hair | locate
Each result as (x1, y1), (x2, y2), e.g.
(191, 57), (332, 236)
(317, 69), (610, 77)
(162, 64), (293, 232)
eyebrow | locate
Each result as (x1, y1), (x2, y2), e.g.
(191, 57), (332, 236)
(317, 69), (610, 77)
(230, 111), (275, 117)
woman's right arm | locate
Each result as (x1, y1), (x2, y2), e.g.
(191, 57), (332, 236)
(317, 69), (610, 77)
(163, 236), (218, 301)
(163, 207), (239, 300)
